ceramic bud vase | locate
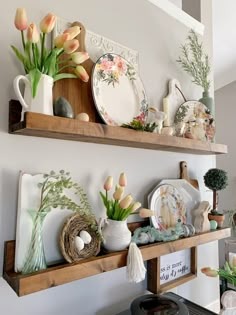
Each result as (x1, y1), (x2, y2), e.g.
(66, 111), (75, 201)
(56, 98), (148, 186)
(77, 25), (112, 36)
(100, 219), (131, 252)
(13, 74), (54, 121)
(199, 90), (215, 118)
(21, 211), (47, 274)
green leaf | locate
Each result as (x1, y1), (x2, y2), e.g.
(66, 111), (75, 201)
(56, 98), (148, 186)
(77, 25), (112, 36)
(29, 68), (42, 98)
(53, 73), (77, 82)
(11, 45), (26, 69)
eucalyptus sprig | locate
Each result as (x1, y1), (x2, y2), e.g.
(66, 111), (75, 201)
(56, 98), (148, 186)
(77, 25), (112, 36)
(37, 170), (92, 217)
(177, 29), (211, 92)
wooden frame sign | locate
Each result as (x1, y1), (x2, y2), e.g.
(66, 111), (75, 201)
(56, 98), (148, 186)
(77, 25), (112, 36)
(147, 247), (197, 293)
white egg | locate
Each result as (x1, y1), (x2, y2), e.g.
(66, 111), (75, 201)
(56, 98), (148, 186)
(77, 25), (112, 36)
(76, 113), (90, 122)
(79, 230), (92, 244)
(74, 236), (85, 251)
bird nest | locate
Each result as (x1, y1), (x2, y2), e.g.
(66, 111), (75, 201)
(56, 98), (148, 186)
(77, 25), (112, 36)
(60, 213), (101, 263)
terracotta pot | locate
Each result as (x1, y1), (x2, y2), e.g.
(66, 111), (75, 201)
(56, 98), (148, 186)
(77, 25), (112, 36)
(208, 213), (225, 228)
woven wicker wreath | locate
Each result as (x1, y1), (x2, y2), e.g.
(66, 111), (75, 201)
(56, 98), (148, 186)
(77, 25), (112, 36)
(60, 213), (101, 263)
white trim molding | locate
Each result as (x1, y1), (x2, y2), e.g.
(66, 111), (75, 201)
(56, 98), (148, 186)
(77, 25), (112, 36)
(147, 0), (205, 35)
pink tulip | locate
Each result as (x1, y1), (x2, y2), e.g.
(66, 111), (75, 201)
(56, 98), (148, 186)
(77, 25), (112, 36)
(27, 23), (39, 43)
(63, 25), (81, 39)
(119, 195), (133, 209)
(75, 65), (89, 82)
(63, 39), (79, 54)
(104, 176), (113, 191)
(54, 33), (70, 48)
(14, 8), (28, 31)
(113, 186), (124, 201)
(201, 267), (218, 277)
(131, 202), (141, 212)
(39, 13), (56, 33)
(71, 52), (89, 64)
(119, 172), (127, 187)
(139, 208), (154, 218)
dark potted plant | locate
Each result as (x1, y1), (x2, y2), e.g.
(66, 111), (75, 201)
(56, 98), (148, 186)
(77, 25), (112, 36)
(204, 168), (228, 227)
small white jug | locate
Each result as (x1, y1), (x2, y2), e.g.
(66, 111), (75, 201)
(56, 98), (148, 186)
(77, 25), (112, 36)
(13, 74), (54, 121)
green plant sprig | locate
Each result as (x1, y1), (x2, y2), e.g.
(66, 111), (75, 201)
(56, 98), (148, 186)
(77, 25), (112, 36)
(122, 119), (157, 132)
(37, 170), (92, 216)
(177, 29), (211, 92)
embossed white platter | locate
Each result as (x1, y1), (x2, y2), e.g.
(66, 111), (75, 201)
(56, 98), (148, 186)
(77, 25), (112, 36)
(148, 179), (201, 228)
(91, 53), (148, 126)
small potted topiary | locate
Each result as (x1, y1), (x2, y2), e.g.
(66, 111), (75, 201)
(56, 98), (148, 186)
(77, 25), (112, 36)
(204, 168), (228, 227)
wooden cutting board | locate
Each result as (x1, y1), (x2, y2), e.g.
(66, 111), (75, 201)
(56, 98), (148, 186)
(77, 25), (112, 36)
(53, 21), (102, 123)
(180, 161), (199, 190)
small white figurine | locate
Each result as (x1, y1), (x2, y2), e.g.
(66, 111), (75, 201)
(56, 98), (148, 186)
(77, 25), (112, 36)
(193, 201), (211, 233)
(148, 107), (166, 134)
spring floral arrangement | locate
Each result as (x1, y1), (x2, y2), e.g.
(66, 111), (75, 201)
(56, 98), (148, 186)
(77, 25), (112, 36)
(201, 260), (236, 286)
(100, 172), (141, 221)
(12, 8), (89, 97)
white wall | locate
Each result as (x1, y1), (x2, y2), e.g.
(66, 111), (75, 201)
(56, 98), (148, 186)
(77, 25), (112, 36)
(0, 1), (219, 314)
(215, 81), (236, 267)
(213, 0), (236, 90)
(169, 0), (182, 8)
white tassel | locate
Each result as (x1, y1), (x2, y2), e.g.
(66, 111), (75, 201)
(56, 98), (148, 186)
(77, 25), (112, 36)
(126, 242), (146, 283)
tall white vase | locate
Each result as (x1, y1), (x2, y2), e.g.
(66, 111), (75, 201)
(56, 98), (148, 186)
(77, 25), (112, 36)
(13, 74), (54, 120)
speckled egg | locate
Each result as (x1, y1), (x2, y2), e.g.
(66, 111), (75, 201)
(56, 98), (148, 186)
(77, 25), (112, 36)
(76, 113), (89, 122)
(74, 236), (85, 251)
(79, 230), (92, 244)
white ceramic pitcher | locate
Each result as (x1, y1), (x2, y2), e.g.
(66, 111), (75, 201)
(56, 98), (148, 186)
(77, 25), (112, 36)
(13, 74), (54, 120)
(99, 218), (131, 252)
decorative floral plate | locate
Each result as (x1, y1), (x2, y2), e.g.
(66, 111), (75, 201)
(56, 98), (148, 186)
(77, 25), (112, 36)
(174, 100), (215, 142)
(91, 53), (148, 126)
(148, 179), (201, 227)
(148, 184), (186, 229)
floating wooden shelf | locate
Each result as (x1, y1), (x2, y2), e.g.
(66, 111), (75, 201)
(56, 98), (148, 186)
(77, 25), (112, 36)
(9, 100), (227, 155)
(3, 228), (230, 296)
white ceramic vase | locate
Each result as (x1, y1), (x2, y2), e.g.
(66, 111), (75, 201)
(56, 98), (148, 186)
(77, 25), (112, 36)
(13, 73), (54, 121)
(100, 218), (131, 252)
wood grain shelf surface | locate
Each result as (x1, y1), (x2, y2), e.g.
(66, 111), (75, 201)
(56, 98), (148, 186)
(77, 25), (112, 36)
(3, 228), (230, 296)
(9, 100), (227, 155)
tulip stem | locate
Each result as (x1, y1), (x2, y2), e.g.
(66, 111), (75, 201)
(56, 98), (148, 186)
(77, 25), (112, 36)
(21, 31), (26, 51)
(40, 33), (46, 71)
(32, 44), (37, 68)
(58, 58), (72, 64)
(57, 65), (76, 73)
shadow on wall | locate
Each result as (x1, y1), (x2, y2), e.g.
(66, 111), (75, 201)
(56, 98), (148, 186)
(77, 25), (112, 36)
(0, 168), (19, 275)
(96, 283), (148, 315)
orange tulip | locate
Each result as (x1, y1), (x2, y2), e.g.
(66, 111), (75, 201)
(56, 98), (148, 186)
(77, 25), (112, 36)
(71, 52), (89, 64)
(201, 267), (218, 277)
(39, 13), (56, 33)
(63, 25), (81, 39)
(113, 186), (124, 201)
(14, 8), (28, 31)
(27, 23), (39, 43)
(54, 33), (70, 48)
(104, 176), (113, 191)
(75, 65), (89, 82)
(131, 202), (141, 212)
(119, 195), (133, 209)
(63, 39), (79, 54)
(119, 172), (127, 187)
